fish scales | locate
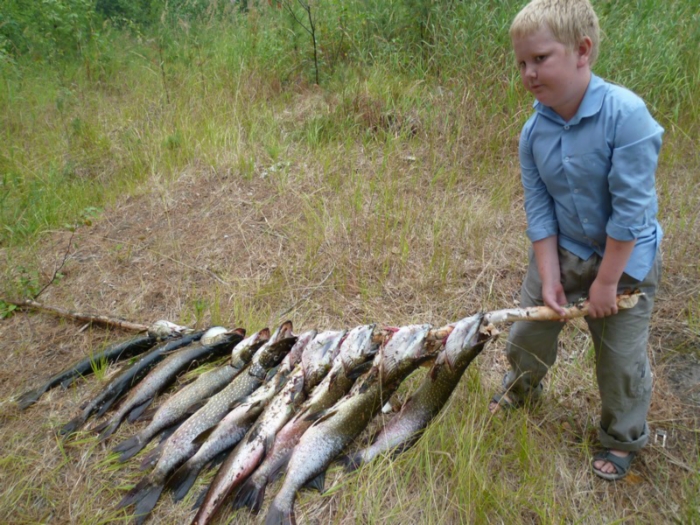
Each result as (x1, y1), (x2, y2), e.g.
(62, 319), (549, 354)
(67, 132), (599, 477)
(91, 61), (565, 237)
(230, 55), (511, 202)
(265, 324), (433, 525)
(116, 322), (296, 525)
(59, 330), (205, 436)
(95, 327), (245, 440)
(344, 314), (492, 469)
(234, 324), (378, 513)
(191, 330), (345, 525)
(165, 330), (319, 502)
(112, 329), (270, 462)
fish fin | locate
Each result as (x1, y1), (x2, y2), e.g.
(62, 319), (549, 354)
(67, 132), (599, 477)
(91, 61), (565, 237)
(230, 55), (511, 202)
(339, 453), (363, 472)
(93, 396), (119, 419)
(302, 471), (326, 493)
(139, 444), (163, 470)
(133, 405), (157, 422)
(304, 407), (335, 424)
(158, 421), (183, 443)
(127, 398), (154, 423)
(116, 477), (152, 509)
(265, 365), (280, 382)
(16, 386), (47, 410)
(165, 463), (200, 502)
(97, 417), (122, 441)
(59, 415), (86, 436)
(183, 400), (206, 416)
(207, 449), (229, 470)
(231, 477), (266, 513)
(113, 435), (145, 462)
(191, 487), (207, 510)
(131, 483), (165, 525)
(265, 501), (296, 525)
(345, 361), (373, 380)
(266, 451), (292, 482)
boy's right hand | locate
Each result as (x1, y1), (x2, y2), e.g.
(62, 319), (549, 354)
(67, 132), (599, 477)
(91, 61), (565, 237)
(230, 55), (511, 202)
(541, 280), (568, 318)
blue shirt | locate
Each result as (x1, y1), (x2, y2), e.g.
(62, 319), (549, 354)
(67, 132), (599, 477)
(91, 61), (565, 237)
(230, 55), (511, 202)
(519, 73), (664, 281)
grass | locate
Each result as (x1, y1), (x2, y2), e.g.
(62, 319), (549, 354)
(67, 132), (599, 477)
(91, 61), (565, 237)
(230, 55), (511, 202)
(1, 0), (699, 523)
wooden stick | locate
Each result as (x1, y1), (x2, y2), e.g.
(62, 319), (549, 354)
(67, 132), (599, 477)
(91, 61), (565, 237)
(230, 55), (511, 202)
(1, 298), (150, 333)
(482, 291), (643, 326)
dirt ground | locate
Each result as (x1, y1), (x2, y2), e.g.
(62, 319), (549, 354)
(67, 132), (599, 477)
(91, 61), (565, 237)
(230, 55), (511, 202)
(1, 158), (698, 524)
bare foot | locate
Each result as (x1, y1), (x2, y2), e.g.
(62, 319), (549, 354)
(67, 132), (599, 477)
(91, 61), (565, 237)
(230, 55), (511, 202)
(592, 449), (629, 474)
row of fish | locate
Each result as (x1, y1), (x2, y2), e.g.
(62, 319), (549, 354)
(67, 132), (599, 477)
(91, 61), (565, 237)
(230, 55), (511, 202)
(19, 293), (642, 524)
(18, 312), (494, 524)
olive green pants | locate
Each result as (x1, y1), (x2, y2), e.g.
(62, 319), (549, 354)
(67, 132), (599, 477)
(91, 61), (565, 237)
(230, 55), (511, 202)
(504, 247), (661, 452)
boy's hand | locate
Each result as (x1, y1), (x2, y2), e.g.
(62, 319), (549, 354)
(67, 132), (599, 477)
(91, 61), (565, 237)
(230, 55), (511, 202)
(542, 280), (568, 318)
(587, 280), (619, 318)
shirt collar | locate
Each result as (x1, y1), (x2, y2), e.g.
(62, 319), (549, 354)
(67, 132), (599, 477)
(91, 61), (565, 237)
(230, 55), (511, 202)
(533, 73), (606, 125)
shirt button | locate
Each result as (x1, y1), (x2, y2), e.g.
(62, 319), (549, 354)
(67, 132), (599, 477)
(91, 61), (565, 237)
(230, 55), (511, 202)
(564, 156), (570, 162)
(583, 218), (588, 223)
(574, 188), (579, 193)
(564, 125), (570, 130)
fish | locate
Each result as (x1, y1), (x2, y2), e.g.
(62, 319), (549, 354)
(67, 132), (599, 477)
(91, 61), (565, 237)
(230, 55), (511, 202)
(264, 324), (435, 525)
(94, 327), (246, 441)
(16, 320), (190, 410)
(342, 313), (492, 470)
(112, 328), (271, 462)
(189, 330), (345, 525)
(165, 330), (319, 503)
(233, 324), (379, 513)
(116, 321), (296, 525)
(59, 330), (205, 436)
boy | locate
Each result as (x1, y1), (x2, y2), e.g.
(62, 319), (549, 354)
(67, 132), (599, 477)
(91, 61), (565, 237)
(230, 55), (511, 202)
(490, 0), (663, 481)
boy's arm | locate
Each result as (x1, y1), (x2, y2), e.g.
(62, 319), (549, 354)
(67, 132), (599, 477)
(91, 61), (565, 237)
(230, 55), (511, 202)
(532, 236), (567, 316)
(587, 237), (635, 318)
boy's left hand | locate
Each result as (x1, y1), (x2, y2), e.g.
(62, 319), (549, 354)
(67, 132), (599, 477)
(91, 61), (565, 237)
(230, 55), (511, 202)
(587, 280), (619, 318)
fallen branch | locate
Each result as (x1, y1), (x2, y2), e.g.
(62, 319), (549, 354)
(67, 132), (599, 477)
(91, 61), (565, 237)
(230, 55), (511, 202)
(1, 298), (150, 332)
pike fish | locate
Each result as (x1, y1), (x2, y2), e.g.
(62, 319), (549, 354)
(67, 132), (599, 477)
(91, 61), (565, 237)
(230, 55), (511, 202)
(17, 320), (190, 410)
(165, 330), (319, 503)
(234, 324), (379, 513)
(95, 327), (246, 441)
(265, 324), (433, 525)
(116, 321), (296, 525)
(112, 328), (271, 462)
(60, 329), (204, 436)
(343, 314), (491, 469)
(190, 330), (345, 525)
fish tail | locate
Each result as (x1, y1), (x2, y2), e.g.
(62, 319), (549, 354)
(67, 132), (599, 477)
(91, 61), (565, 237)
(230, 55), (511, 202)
(139, 443), (164, 470)
(97, 418), (122, 441)
(17, 386), (47, 410)
(116, 477), (153, 510)
(338, 452), (364, 473)
(231, 477), (266, 513)
(265, 501), (296, 525)
(113, 435), (146, 462)
(165, 462), (201, 502)
(131, 484), (165, 525)
(59, 415), (86, 436)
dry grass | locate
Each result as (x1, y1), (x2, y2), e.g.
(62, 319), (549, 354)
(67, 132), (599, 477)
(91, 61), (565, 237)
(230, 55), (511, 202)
(1, 79), (699, 525)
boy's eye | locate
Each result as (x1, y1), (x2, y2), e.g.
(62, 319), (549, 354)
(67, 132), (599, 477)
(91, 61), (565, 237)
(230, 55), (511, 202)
(534, 55), (546, 63)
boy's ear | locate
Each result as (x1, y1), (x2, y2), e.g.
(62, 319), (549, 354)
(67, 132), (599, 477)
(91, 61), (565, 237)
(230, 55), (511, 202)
(576, 36), (593, 67)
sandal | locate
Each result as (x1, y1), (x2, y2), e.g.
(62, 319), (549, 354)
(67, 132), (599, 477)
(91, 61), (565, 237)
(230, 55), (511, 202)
(591, 450), (637, 481)
(488, 392), (520, 413)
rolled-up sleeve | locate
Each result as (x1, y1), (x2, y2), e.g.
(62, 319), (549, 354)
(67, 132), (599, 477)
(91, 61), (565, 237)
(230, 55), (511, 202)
(521, 122), (558, 242)
(606, 104), (664, 241)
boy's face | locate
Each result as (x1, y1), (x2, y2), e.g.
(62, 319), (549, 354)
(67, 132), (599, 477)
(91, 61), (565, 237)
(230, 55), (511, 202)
(512, 25), (591, 121)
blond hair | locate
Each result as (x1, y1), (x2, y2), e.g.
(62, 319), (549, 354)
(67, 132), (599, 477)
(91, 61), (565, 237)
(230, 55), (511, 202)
(510, 0), (600, 65)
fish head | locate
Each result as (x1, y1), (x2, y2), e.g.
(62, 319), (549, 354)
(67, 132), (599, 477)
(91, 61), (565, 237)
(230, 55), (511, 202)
(269, 320), (294, 344)
(230, 327), (270, 368)
(339, 324), (378, 372)
(438, 314), (485, 370)
(302, 330), (346, 387)
(257, 335), (298, 369)
(378, 324), (432, 378)
(200, 326), (230, 345)
(278, 330), (317, 373)
(147, 320), (193, 338)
